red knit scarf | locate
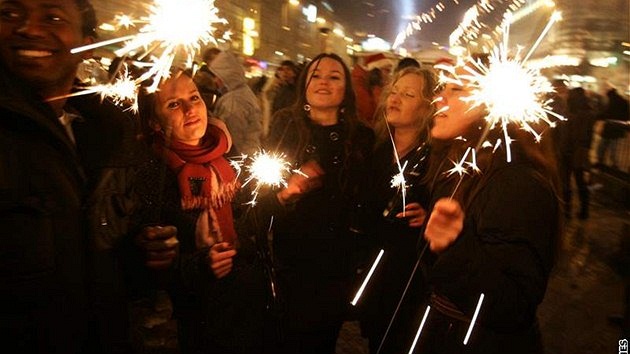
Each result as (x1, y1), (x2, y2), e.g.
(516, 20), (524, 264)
(154, 124), (240, 244)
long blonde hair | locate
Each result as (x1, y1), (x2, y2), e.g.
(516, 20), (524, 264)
(372, 66), (437, 150)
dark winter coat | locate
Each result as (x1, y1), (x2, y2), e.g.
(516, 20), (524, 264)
(262, 109), (374, 334)
(359, 141), (431, 354)
(416, 147), (559, 354)
(0, 64), (90, 353)
(133, 154), (268, 354)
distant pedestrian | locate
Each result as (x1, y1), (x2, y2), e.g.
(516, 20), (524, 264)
(208, 50), (263, 155)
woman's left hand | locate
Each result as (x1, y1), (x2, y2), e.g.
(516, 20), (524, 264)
(424, 198), (464, 253)
(396, 202), (426, 228)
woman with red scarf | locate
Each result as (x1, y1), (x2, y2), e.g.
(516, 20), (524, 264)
(134, 70), (268, 354)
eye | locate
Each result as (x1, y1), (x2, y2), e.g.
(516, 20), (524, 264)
(330, 75), (342, 81)
(0, 7), (22, 21)
(404, 92), (416, 98)
(190, 94), (201, 102)
(166, 101), (180, 109)
(45, 10), (68, 24)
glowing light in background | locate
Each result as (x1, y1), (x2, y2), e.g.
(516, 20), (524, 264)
(71, 0), (228, 96)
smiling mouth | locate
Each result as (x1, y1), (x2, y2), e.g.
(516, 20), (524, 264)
(17, 49), (54, 58)
(184, 119), (201, 127)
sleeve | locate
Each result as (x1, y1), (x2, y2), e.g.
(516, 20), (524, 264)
(214, 94), (262, 155)
(430, 166), (559, 331)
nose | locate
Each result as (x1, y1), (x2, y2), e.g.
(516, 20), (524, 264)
(15, 16), (46, 38)
(183, 100), (196, 115)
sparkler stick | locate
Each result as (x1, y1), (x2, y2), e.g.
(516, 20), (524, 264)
(407, 305), (431, 354)
(350, 249), (385, 306)
(376, 242), (430, 354)
(385, 112), (409, 216)
(463, 293), (485, 345)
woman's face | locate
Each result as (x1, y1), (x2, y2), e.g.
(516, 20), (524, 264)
(154, 74), (208, 145)
(305, 57), (346, 111)
(386, 73), (431, 130)
(431, 68), (485, 140)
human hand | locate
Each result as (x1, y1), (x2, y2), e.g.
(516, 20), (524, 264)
(136, 225), (179, 270)
(209, 242), (237, 279)
(277, 160), (324, 205)
(396, 202), (427, 228)
(424, 199), (464, 253)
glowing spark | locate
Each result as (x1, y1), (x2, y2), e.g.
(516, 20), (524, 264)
(385, 113), (408, 216)
(463, 293), (485, 345)
(408, 306), (431, 353)
(440, 12), (565, 162)
(236, 150), (300, 206)
(351, 249), (385, 306)
(445, 147), (480, 199)
(72, 0), (227, 90)
(45, 65), (140, 111)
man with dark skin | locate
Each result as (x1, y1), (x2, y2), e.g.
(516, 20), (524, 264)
(0, 0), (177, 352)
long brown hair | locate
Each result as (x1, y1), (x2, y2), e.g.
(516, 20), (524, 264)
(269, 52), (361, 163)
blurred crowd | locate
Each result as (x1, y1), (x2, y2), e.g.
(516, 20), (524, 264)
(1, 1), (628, 354)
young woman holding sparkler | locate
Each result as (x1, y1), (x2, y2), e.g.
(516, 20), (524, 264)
(134, 69), (268, 354)
(359, 67), (437, 354)
(413, 61), (561, 353)
(261, 52), (374, 354)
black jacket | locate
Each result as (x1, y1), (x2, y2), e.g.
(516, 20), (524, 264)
(0, 64), (90, 354)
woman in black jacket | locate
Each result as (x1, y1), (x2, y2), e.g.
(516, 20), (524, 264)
(415, 61), (561, 354)
(261, 52), (374, 354)
(359, 66), (436, 354)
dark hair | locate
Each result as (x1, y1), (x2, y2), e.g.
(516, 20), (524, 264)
(395, 57), (421, 73)
(273, 53), (359, 163)
(75, 0), (98, 38)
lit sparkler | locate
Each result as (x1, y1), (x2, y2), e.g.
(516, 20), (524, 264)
(72, 0), (228, 91)
(437, 11), (564, 163)
(234, 150), (304, 206)
(46, 64), (140, 112)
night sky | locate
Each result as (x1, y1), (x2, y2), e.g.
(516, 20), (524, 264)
(324, 0), (481, 45)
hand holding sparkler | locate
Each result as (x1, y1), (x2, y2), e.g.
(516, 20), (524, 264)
(135, 225), (179, 269)
(209, 242), (237, 279)
(396, 202), (427, 228)
(277, 160), (324, 205)
(424, 198), (464, 253)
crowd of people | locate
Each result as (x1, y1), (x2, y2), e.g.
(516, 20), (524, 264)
(1, 1), (629, 354)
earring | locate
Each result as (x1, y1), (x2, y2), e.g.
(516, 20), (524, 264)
(339, 107), (345, 114)
(303, 104), (311, 112)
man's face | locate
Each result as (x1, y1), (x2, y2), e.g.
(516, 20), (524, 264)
(0, 0), (93, 94)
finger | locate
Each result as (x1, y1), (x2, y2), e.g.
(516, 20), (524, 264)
(214, 266), (232, 279)
(143, 238), (179, 251)
(212, 242), (234, 252)
(211, 259), (233, 273)
(211, 250), (237, 263)
(434, 199), (462, 217)
(152, 225), (178, 239)
(146, 249), (177, 260)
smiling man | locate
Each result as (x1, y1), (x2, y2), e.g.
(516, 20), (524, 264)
(0, 0), (98, 353)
